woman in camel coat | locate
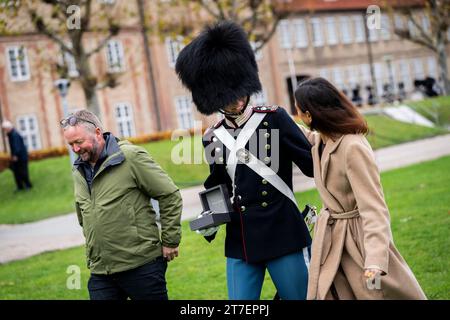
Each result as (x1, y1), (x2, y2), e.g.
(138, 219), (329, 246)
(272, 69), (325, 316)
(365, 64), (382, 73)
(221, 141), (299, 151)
(295, 77), (426, 300)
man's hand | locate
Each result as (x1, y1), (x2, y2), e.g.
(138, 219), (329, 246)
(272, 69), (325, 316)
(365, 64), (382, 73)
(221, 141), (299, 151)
(11, 156), (18, 162)
(162, 246), (179, 262)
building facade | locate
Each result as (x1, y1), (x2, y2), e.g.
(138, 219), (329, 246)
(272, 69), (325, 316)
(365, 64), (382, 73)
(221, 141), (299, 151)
(0, 0), (448, 152)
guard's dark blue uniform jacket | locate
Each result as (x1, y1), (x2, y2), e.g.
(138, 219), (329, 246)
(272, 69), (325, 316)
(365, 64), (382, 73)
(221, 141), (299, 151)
(7, 128), (28, 162)
(202, 106), (314, 263)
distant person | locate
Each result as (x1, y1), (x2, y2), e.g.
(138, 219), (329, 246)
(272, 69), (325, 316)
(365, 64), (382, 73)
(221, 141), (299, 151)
(397, 82), (406, 102)
(366, 85), (377, 106)
(351, 85), (363, 107)
(61, 110), (183, 300)
(1, 120), (32, 192)
(411, 80), (425, 101)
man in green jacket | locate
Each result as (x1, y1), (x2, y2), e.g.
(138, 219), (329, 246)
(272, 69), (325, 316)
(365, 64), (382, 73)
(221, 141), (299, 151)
(61, 110), (182, 300)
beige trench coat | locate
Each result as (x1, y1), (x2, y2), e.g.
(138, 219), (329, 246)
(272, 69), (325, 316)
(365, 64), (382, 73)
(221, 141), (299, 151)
(300, 127), (426, 300)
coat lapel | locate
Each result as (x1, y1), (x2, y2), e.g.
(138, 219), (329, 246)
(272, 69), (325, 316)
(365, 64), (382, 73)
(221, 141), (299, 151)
(312, 134), (345, 213)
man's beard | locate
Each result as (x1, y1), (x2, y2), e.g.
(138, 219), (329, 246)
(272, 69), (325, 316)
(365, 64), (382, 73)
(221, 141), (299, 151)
(80, 139), (100, 163)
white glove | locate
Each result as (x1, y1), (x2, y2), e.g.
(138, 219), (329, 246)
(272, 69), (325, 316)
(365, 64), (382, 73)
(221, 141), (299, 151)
(195, 212), (219, 236)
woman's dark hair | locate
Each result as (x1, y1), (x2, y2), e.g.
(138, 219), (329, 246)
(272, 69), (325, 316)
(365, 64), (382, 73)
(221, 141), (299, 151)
(294, 77), (368, 137)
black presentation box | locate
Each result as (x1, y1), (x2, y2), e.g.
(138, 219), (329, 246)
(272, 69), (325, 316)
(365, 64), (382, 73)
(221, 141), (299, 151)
(189, 184), (233, 231)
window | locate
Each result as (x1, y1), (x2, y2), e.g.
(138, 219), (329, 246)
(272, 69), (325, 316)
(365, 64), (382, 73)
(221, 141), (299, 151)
(381, 14), (391, 40)
(332, 67), (344, 90)
(421, 14), (430, 33)
(374, 62), (385, 96)
(368, 26), (378, 42)
(16, 115), (41, 150)
(353, 15), (365, 43)
(310, 18), (324, 47)
(408, 20), (418, 38)
(61, 48), (79, 78)
(394, 14), (404, 30)
(278, 19), (292, 49)
(165, 37), (184, 67)
(174, 96), (194, 130)
(293, 19), (308, 48)
(115, 103), (135, 138)
(6, 46), (30, 81)
(251, 90), (267, 106)
(412, 58), (424, 79)
(325, 17), (338, 45)
(347, 65), (358, 87)
(339, 16), (352, 44)
(427, 57), (437, 78)
(360, 64), (371, 85)
(106, 40), (125, 73)
(398, 60), (411, 91)
(310, 18), (325, 47)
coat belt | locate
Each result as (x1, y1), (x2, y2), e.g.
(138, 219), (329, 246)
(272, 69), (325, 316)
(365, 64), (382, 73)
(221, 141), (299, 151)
(307, 208), (360, 300)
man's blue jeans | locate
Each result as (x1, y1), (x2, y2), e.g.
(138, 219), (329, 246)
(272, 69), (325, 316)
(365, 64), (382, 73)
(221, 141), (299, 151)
(87, 257), (168, 300)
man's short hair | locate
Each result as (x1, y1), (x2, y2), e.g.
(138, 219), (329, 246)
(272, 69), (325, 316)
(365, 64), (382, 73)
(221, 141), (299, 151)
(1, 120), (13, 130)
(62, 110), (103, 133)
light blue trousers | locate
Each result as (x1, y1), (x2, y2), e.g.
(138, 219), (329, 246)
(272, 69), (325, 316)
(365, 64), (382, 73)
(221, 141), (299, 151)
(226, 247), (311, 300)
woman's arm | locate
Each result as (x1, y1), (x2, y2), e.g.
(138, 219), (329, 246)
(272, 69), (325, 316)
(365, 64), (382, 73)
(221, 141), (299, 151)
(345, 137), (391, 274)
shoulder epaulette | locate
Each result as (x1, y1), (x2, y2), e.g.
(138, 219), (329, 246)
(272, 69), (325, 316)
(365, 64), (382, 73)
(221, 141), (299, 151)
(253, 105), (279, 113)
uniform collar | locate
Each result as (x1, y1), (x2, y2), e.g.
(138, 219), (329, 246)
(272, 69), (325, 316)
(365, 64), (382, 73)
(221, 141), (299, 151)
(224, 104), (254, 128)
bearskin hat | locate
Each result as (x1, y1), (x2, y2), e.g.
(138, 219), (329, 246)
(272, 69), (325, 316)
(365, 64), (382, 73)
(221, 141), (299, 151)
(175, 21), (262, 115)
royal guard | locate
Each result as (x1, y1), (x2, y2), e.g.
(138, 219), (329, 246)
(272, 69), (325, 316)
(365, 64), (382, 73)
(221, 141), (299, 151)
(176, 21), (314, 300)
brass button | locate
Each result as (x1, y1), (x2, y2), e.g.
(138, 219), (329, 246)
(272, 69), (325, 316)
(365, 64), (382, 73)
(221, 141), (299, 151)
(265, 144), (270, 150)
(215, 147), (221, 153)
(218, 157), (224, 163)
(264, 133), (270, 138)
(237, 195), (242, 200)
(212, 137), (218, 142)
(261, 202), (268, 207)
(328, 218), (335, 225)
(262, 191), (267, 196)
(264, 157), (270, 163)
(262, 179), (268, 184)
(240, 206), (246, 212)
(263, 121), (269, 126)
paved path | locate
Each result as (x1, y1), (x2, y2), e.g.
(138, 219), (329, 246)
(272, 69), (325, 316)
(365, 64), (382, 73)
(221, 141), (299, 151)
(1, 134), (449, 264)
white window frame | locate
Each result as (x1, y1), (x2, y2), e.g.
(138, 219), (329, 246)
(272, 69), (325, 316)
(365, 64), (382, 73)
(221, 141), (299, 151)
(278, 19), (292, 49)
(115, 102), (136, 138)
(412, 58), (425, 79)
(165, 36), (184, 67)
(310, 17), (324, 47)
(16, 114), (41, 151)
(426, 56), (437, 78)
(6, 46), (30, 82)
(381, 14), (391, 40)
(353, 15), (365, 43)
(174, 96), (195, 130)
(374, 62), (384, 96)
(421, 14), (430, 33)
(59, 44), (79, 78)
(339, 16), (352, 44)
(318, 68), (329, 81)
(293, 18), (308, 48)
(398, 60), (411, 91)
(332, 67), (344, 90)
(106, 39), (125, 73)
(325, 17), (339, 45)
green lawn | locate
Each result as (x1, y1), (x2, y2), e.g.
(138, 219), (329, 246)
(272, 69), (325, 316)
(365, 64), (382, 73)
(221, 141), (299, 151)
(407, 96), (450, 127)
(0, 156), (448, 299)
(0, 113), (447, 224)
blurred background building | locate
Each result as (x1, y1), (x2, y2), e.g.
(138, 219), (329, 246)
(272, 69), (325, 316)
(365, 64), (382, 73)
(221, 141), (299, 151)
(0, 0), (448, 152)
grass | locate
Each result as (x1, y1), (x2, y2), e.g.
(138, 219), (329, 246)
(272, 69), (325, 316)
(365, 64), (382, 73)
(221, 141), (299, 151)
(0, 113), (447, 224)
(0, 156), (448, 299)
(407, 95), (450, 127)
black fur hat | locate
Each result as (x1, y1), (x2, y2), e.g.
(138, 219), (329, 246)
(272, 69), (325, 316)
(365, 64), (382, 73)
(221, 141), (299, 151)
(175, 21), (262, 115)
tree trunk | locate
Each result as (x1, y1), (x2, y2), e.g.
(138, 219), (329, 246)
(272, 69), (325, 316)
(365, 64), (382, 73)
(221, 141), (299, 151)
(437, 41), (449, 95)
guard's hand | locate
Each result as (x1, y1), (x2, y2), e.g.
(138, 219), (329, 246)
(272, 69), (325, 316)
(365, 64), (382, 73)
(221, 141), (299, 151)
(11, 156), (18, 162)
(196, 226), (219, 237)
(162, 246), (179, 262)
